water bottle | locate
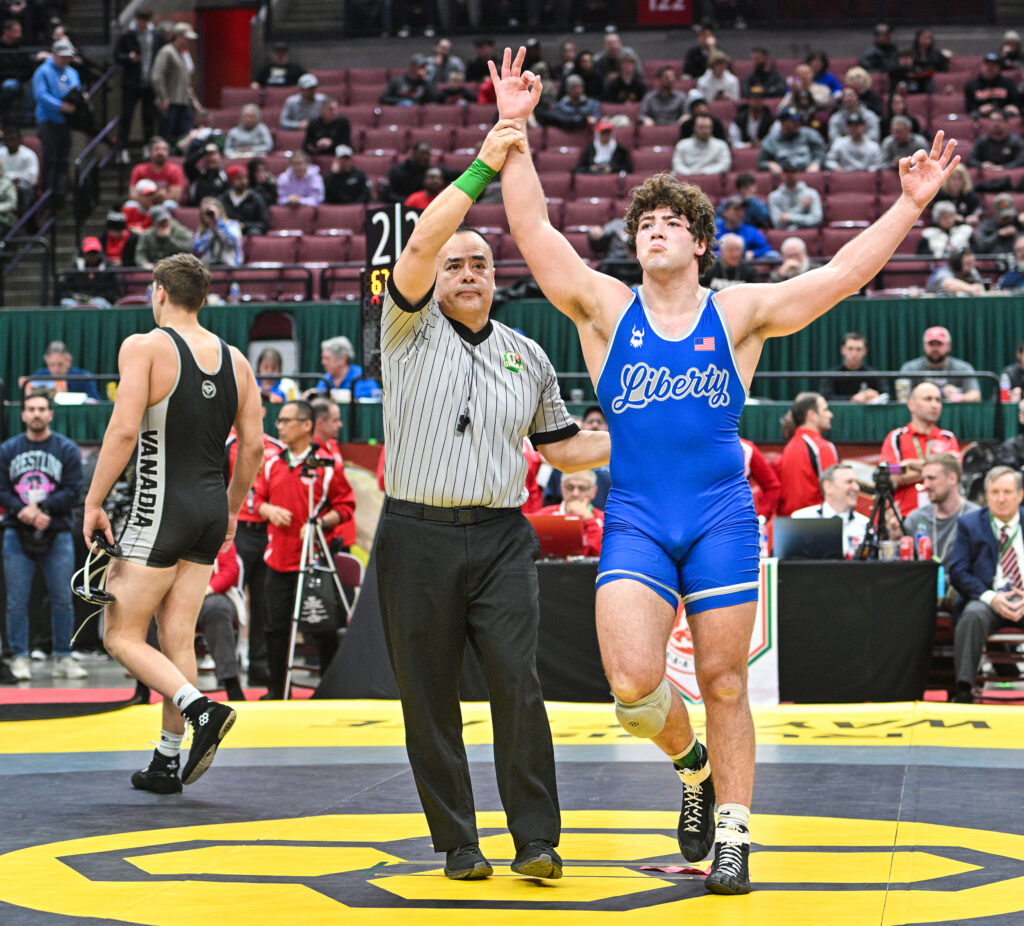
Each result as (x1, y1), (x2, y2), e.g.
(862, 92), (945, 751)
(1000, 372), (1011, 404)
(228, 281), (241, 304)
(758, 516), (768, 558)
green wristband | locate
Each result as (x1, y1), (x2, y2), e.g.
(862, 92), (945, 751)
(452, 158), (497, 202)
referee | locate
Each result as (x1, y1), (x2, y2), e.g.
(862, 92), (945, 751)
(378, 120), (610, 882)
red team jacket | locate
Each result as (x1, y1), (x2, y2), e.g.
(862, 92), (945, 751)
(775, 427), (839, 516)
(879, 424), (960, 517)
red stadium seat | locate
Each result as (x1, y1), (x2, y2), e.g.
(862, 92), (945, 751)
(602, 102), (641, 123)
(635, 124), (679, 147)
(465, 202), (509, 231)
(220, 86), (260, 109)
(424, 105), (468, 127)
(630, 147), (673, 173)
(360, 126), (408, 153)
(820, 226), (861, 256)
(408, 125), (454, 151)
(262, 86), (295, 107)
(894, 226), (925, 255)
(729, 147), (759, 172)
(349, 67), (389, 84)
(246, 235), (300, 263)
(338, 105), (380, 130)
(351, 152), (395, 178)
(451, 125), (489, 152)
(274, 129), (305, 154)
(573, 173), (622, 199)
(708, 99), (737, 124)
(349, 83), (386, 104)
(348, 235), (367, 263)
(378, 104), (422, 128)
(563, 198), (614, 230)
(765, 227), (822, 258)
(464, 103), (496, 127)
(300, 234), (350, 263)
(537, 171), (572, 200)
(545, 126), (591, 150)
(174, 207), (200, 231)
(439, 151), (475, 172)
(827, 170), (879, 195)
(826, 193), (879, 225)
(535, 150), (580, 172)
(315, 204), (365, 234)
(269, 204), (316, 234)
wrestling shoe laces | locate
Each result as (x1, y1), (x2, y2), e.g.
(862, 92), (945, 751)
(705, 821), (751, 895)
(675, 745), (715, 862)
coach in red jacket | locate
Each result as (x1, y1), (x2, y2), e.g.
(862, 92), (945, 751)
(252, 399), (355, 699)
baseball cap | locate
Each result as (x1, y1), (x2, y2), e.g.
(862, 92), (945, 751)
(595, 119), (614, 132)
(779, 107), (801, 121)
(81, 236), (102, 253)
(106, 210), (126, 225)
(722, 195), (744, 210)
(52, 38), (76, 56)
(874, 23), (891, 35)
(298, 73), (319, 89)
(227, 165), (245, 181)
(984, 52), (1001, 63)
(172, 22), (198, 39)
(150, 205), (171, 224)
(924, 326), (951, 345)
(272, 41), (289, 52)
(135, 178), (158, 194)
(846, 112), (866, 125)
(334, 143), (354, 158)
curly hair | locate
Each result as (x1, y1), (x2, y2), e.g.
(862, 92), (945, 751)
(623, 173), (717, 277)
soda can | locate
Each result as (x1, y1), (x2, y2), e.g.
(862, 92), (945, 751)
(917, 535), (933, 561)
(900, 536), (914, 561)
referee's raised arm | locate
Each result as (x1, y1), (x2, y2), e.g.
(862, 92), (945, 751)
(391, 119), (526, 303)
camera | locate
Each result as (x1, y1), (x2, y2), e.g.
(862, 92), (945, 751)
(872, 461), (901, 498)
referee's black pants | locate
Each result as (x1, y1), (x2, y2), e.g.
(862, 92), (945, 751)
(376, 502), (560, 854)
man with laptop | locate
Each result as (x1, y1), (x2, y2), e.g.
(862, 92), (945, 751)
(536, 468), (605, 557)
(790, 462), (869, 558)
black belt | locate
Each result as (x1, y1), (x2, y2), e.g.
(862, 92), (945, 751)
(238, 520), (268, 530)
(386, 497), (519, 524)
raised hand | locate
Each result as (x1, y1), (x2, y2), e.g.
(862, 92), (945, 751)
(477, 119), (528, 171)
(489, 46), (542, 123)
(899, 131), (959, 209)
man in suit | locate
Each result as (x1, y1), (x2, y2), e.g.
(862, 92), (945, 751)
(948, 465), (1024, 702)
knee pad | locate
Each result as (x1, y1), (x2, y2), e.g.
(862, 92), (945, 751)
(615, 677), (673, 738)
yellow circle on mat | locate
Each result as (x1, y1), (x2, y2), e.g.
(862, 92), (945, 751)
(1, 811), (1022, 925)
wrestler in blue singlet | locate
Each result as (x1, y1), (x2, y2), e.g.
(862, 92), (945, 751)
(595, 285), (759, 613)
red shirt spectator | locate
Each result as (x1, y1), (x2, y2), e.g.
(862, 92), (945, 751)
(129, 136), (187, 204)
(775, 393), (838, 516)
(226, 429), (286, 523)
(208, 542), (240, 594)
(522, 437), (544, 513)
(741, 437), (781, 518)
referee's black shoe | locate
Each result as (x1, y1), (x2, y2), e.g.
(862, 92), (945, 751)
(131, 750), (183, 794)
(676, 743), (716, 861)
(511, 840), (563, 879)
(444, 843), (492, 880)
(181, 698), (236, 785)
(705, 821), (752, 895)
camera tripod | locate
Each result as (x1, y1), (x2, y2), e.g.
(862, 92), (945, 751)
(854, 466), (903, 561)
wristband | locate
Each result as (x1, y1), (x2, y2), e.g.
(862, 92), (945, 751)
(452, 158), (497, 202)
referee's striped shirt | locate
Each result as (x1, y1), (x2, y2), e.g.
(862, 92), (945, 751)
(380, 276), (578, 508)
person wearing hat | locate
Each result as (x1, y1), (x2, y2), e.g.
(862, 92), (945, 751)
(575, 119), (632, 174)
(828, 86), (881, 144)
(903, 327), (982, 407)
(715, 194), (777, 259)
(825, 110), (885, 171)
(965, 54), (1020, 118)
(859, 22), (897, 74)
(280, 72), (325, 131)
(672, 112), (731, 175)
(324, 145), (370, 205)
(99, 210), (138, 266)
(758, 107), (825, 175)
(728, 85), (774, 146)
(967, 108), (1024, 170)
(189, 143), (229, 204)
(379, 54), (436, 106)
(639, 66), (687, 126)
(129, 136), (186, 203)
(135, 204), (192, 268)
(57, 236), (122, 307)
(31, 35), (80, 202)
(114, 9), (160, 145)
(550, 72), (601, 130)
(303, 97), (351, 157)
(767, 160), (822, 229)
(220, 164), (270, 235)
(122, 177), (160, 232)
(151, 21), (198, 141)
(251, 41), (306, 90)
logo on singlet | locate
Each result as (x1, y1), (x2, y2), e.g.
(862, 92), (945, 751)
(610, 362), (730, 413)
(133, 430), (159, 527)
(630, 325), (644, 348)
(202, 380), (217, 399)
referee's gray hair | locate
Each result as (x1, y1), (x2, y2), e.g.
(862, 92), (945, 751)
(321, 336), (354, 361)
(819, 461), (854, 494)
(984, 465), (1024, 492)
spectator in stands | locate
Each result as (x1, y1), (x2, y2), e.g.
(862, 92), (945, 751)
(303, 98), (351, 158)
(844, 65), (884, 116)
(0, 157), (14, 235)
(820, 331), (885, 403)
(129, 136), (185, 204)
(729, 86), (774, 148)
(671, 112), (730, 175)
(380, 53), (436, 106)
(220, 164), (269, 235)
(550, 39), (577, 86)
(568, 49), (603, 100)
(32, 37), (79, 205)
(404, 165), (446, 210)
(280, 73), (325, 131)
(251, 41), (305, 90)
(917, 201), (973, 259)
(549, 73), (600, 129)
(604, 52), (646, 104)
(384, 140), (434, 203)
(792, 463), (869, 554)
(718, 172), (769, 228)
(435, 68), (476, 104)
(880, 91), (922, 138)
(276, 150), (324, 207)
(122, 177), (159, 232)
(189, 143), (228, 205)
(248, 156), (277, 207)
(587, 216), (631, 262)
(967, 109), (1024, 169)
(783, 87), (828, 139)
(192, 196), (242, 268)
(224, 103), (273, 159)
(996, 235), (1024, 291)
(151, 22), (198, 141)
(758, 108), (825, 175)
(0, 19), (32, 125)
(694, 50), (740, 103)
(682, 23), (716, 79)
(880, 115), (928, 169)
(926, 249), (987, 295)
(257, 347), (299, 404)
(740, 437), (781, 518)
(536, 469), (604, 557)
(777, 62), (831, 112)
(972, 193), (1024, 254)
(828, 86), (881, 143)
(716, 195), (778, 259)
(114, 9), (159, 145)
(0, 125), (36, 213)
(100, 210), (137, 267)
(933, 164), (982, 226)
(56, 236), (121, 307)
(543, 406), (611, 509)
(741, 46), (784, 98)
(826, 112), (885, 171)
(767, 160), (823, 229)
(859, 22), (897, 73)
(776, 391), (838, 516)
(887, 46), (932, 96)
(677, 96), (726, 140)
(26, 340), (100, 400)
(966, 54), (1020, 118)
(912, 28), (952, 81)
(426, 37), (464, 86)
(593, 31), (641, 85)
(575, 119), (632, 174)
(901, 327), (982, 402)
(805, 50), (842, 100)
(639, 65), (687, 126)
(176, 107), (225, 157)
(999, 30), (1022, 70)
(134, 204), (191, 268)
(316, 335), (379, 400)
(700, 232), (757, 289)
(769, 236), (812, 282)
(465, 36), (497, 83)
(323, 144), (370, 205)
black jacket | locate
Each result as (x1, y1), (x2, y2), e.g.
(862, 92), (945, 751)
(324, 168), (370, 205)
(113, 26), (163, 87)
(303, 116), (352, 156)
(574, 141), (633, 174)
(220, 189), (270, 236)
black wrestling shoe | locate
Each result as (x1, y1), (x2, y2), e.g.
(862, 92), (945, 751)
(444, 843), (493, 880)
(705, 821), (751, 895)
(131, 751), (183, 794)
(181, 698), (236, 785)
(676, 743), (716, 862)
(511, 839), (563, 879)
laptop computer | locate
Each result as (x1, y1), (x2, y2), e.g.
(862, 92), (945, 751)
(525, 514), (587, 559)
(772, 517), (844, 560)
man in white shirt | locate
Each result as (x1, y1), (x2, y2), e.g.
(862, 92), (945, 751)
(0, 125), (38, 213)
(767, 160), (822, 229)
(826, 113), (884, 171)
(672, 113), (731, 175)
(792, 462), (869, 556)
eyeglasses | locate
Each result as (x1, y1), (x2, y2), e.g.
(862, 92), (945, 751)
(562, 483), (593, 493)
(275, 417), (309, 425)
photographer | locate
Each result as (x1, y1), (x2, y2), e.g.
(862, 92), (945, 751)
(252, 400), (354, 699)
(192, 196), (243, 268)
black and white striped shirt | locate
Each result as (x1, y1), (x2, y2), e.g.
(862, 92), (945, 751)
(381, 278), (578, 507)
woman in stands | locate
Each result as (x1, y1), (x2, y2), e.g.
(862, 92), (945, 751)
(933, 163), (983, 227)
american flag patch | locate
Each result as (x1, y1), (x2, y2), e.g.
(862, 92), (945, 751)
(694, 336), (715, 351)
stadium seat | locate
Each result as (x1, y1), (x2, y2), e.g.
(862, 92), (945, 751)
(408, 125), (454, 150)
(537, 172), (572, 200)
(630, 147), (673, 173)
(765, 227), (822, 258)
(820, 226), (861, 256)
(274, 129), (305, 154)
(708, 99), (737, 124)
(378, 104), (422, 128)
(439, 151), (475, 172)
(246, 235), (300, 263)
(263, 86), (296, 107)
(360, 126), (408, 153)
(349, 67), (389, 85)
(269, 204), (316, 234)
(466, 202), (510, 231)
(894, 226), (925, 255)
(546, 126), (591, 151)
(635, 124), (679, 147)
(535, 149), (580, 172)
(425, 105), (467, 127)
(563, 198), (614, 230)
(174, 207), (200, 231)
(351, 152), (395, 178)
(730, 147), (759, 172)
(601, 102), (641, 122)
(573, 173), (622, 199)
(451, 125), (488, 152)
(826, 193), (879, 225)
(349, 83), (385, 104)
(300, 234), (350, 263)
(316, 204), (365, 234)
(338, 104), (380, 129)
(827, 170), (879, 195)
(464, 103), (496, 127)
(220, 86), (260, 110)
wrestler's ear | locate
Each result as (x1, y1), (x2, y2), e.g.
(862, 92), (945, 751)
(694, 238), (709, 257)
